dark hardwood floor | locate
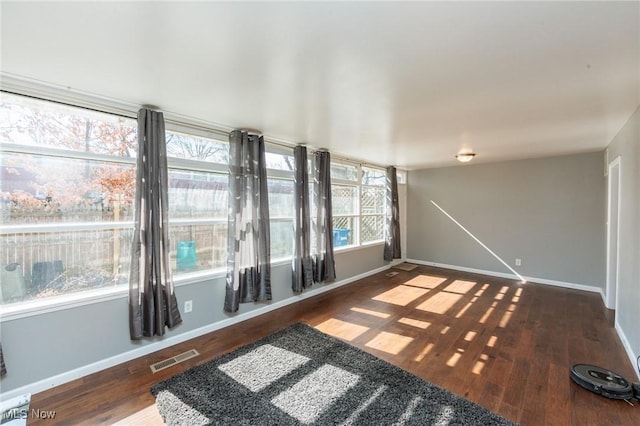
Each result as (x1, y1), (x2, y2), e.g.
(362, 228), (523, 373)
(28, 265), (640, 425)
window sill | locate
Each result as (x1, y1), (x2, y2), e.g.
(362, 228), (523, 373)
(0, 285), (128, 322)
(334, 240), (384, 254)
(0, 269), (228, 323)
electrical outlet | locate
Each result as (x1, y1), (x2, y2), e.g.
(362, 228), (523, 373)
(184, 300), (193, 313)
(515, 259), (522, 266)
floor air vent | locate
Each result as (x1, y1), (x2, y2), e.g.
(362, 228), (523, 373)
(150, 349), (200, 373)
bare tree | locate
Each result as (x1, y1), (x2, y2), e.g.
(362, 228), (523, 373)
(1, 103), (137, 216)
(166, 133), (227, 162)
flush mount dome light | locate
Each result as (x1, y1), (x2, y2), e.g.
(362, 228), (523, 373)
(456, 152), (476, 163)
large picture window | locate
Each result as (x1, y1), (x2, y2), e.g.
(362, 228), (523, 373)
(1, 93), (138, 304)
(0, 95), (235, 304)
(164, 129), (229, 275)
(0, 92), (394, 308)
(0, 93), (300, 306)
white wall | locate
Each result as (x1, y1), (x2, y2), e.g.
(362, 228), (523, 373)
(606, 105), (640, 379)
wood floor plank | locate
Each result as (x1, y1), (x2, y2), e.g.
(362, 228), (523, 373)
(24, 266), (640, 425)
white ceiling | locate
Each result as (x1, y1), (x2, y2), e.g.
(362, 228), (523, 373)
(1, 1), (638, 169)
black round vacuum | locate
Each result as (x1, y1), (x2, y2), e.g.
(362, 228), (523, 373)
(570, 363), (638, 400)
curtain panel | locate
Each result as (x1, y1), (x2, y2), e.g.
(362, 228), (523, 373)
(292, 146), (314, 292)
(312, 150), (336, 282)
(129, 108), (182, 340)
(225, 130), (272, 313)
(0, 342), (6, 377)
(384, 166), (402, 261)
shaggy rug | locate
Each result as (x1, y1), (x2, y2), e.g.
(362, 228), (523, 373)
(152, 323), (516, 425)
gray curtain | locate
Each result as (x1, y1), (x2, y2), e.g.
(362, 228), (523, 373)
(129, 108), (182, 340)
(292, 146), (313, 292)
(384, 166), (402, 261)
(0, 342), (6, 377)
(225, 130), (272, 313)
(312, 150), (336, 282)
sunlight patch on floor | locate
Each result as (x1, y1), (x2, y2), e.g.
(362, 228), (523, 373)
(487, 335), (498, 347)
(414, 343), (434, 362)
(479, 301), (498, 324)
(446, 349), (464, 367)
(112, 404), (163, 425)
(350, 306), (390, 318)
(435, 406), (454, 425)
(512, 288), (523, 302)
(464, 331), (477, 342)
(218, 344), (310, 392)
(455, 302), (474, 319)
(398, 317), (431, 329)
(404, 274), (447, 289)
(339, 385), (388, 425)
(395, 395), (423, 424)
(271, 364), (360, 424)
(444, 280), (476, 294)
(441, 326), (450, 334)
(315, 318), (369, 341)
(499, 311), (513, 328)
(473, 354), (490, 375)
(372, 285), (429, 306)
(365, 331), (414, 355)
(475, 284), (490, 297)
(416, 292), (462, 314)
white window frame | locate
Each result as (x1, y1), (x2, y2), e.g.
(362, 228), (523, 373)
(330, 160), (387, 250)
(360, 165), (386, 245)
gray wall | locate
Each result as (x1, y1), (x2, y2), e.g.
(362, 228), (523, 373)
(606, 105), (640, 378)
(407, 152), (606, 288)
(0, 244), (389, 393)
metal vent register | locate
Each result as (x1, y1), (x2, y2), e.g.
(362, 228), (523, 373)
(150, 349), (200, 373)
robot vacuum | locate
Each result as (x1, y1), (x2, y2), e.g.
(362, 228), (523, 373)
(570, 363), (640, 400)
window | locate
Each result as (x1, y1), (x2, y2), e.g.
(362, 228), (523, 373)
(0, 93), (237, 305)
(330, 162), (387, 248)
(264, 147), (295, 260)
(164, 130), (229, 273)
(268, 177), (294, 259)
(360, 167), (386, 243)
(0, 91), (391, 307)
(330, 162), (358, 247)
(1, 93), (138, 304)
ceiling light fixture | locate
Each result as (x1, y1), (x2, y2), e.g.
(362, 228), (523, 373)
(455, 152), (476, 163)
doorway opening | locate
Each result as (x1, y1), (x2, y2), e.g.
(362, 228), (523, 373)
(606, 157), (621, 312)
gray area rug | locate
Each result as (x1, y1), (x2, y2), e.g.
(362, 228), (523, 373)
(152, 323), (517, 425)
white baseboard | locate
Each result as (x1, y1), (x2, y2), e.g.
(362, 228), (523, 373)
(615, 320), (640, 381)
(1, 264), (391, 401)
(406, 259), (605, 295)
